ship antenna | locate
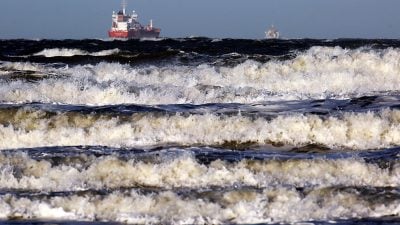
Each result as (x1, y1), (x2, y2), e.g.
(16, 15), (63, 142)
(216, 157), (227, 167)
(121, 0), (127, 15)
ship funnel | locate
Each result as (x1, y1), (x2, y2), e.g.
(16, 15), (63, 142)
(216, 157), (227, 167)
(121, 0), (127, 14)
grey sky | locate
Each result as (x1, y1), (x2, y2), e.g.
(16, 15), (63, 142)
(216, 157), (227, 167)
(0, 0), (399, 39)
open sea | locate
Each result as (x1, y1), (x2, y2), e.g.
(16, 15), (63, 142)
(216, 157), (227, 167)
(0, 38), (399, 224)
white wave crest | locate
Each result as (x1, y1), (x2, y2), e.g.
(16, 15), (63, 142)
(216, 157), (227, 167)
(0, 61), (46, 72)
(0, 188), (398, 223)
(33, 48), (120, 57)
(2, 46), (400, 104)
(0, 109), (399, 150)
(0, 154), (398, 191)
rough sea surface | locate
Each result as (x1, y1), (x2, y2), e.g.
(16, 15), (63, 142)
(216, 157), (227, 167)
(0, 38), (399, 224)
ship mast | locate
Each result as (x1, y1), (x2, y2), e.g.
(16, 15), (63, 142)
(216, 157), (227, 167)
(121, 0), (127, 15)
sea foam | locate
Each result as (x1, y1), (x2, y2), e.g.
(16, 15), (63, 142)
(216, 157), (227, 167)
(33, 48), (120, 57)
(1, 46), (400, 105)
(0, 153), (397, 191)
(0, 108), (399, 150)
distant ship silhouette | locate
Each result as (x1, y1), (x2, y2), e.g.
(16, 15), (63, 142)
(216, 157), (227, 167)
(265, 25), (280, 39)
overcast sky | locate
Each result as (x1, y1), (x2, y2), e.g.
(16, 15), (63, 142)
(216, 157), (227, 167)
(1, 0), (400, 39)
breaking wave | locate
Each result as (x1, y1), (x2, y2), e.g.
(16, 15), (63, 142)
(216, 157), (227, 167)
(1, 46), (400, 105)
(0, 108), (399, 150)
(1, 38), (400, 224)
(0, 187), (398, 223)
(33, 48), (121, 57)
(0, 152), (398, 191)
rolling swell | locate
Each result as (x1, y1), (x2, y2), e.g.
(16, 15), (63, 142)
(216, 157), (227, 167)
(0, 38), (399, 224)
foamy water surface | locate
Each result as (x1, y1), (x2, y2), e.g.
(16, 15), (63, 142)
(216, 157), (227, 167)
(0, 38), (399, 224)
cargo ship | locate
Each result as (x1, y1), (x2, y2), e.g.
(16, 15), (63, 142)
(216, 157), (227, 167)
(265, 25), (279, 39)
(108, 0), (161, 39)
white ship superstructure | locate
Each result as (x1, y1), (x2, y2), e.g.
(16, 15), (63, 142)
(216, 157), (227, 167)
(265, 25), (280, 39)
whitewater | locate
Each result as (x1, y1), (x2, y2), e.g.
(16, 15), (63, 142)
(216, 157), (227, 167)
(0, 38), (399, 224)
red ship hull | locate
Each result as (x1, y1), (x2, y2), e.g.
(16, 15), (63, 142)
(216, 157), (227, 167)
(108, 29), (160, 39)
